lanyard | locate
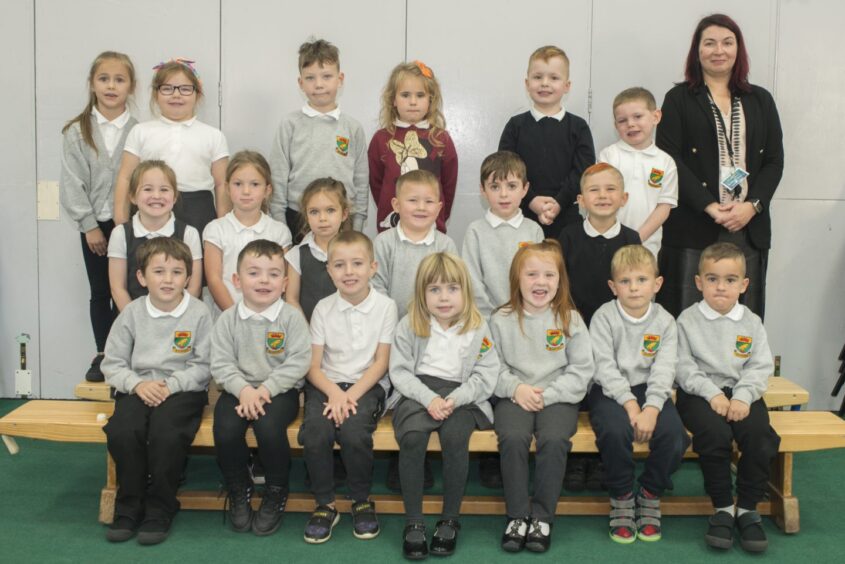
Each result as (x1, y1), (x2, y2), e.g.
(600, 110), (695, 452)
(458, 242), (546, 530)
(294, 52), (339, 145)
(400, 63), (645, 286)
(705, 86), (738, 162)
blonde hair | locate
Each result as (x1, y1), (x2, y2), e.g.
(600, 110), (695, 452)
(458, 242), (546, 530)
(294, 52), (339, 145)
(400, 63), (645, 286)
(298, 38), (340, 71)
(612, 86), (658, 112)
(327, 230), (374, 262)
(580, 162), (625, 193)
(499, 240), (575, 337)
(298, 177), (352, 238)
(129, 160), (179, 203)
(408, 253), (481, 338)
(528, 45), (570, 74)
(611, 245), (659, 279)
(395, 169), (441, 199)
(150, 60), (203, 115)
(226, 150), (273, 213)
(699, 242), (747, 276)
(62, 51), (136, 154)
(378, 61), (446, 147)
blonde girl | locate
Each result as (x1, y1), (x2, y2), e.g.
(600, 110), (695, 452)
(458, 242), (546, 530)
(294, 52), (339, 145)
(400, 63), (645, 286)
(285, 177), (350, 321)
(114, 58), (229, 235)
(203, 151), (292, 312)
(368, 61), (457, 233)
(107, 160), (203, 311)
(490, 240), (594, 554)
(61, 51), (137, 382)
(388, 252), (498, 559)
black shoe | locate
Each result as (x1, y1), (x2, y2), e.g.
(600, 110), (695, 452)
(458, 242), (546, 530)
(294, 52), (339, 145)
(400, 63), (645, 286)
(705, 511), (734, 550)
(403, 522), (428, 560)
(525, 518), (552, 553)
(479, 454), (503, 489)
(352, 500), (380, 540)
(387, 455), (401, 492)
(106, 516), (138, 542)
(585, 457), (606, 491)
(252, 486), (286, 536)
(736, 510), (768, 553)
(563, 456), (587, 492)
(500, 518), (528, 553)
(423, 457), (434, 490)
(430, 519), (460, 556)
(304, 505), (340, 544)
(85, 354), (105, 382)
(225, 483), (254, 532)
(137, 517), (171, 545)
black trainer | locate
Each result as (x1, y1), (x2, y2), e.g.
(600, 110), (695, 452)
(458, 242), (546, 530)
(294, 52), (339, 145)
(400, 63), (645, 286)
(225, 482), (254, 532)
(351, 500), (380, 540)
(85, 354), (105, 382)
(736, 510), (767, 553)
(252, 486), (286, 536)
(585, 457), (606, 491)
(106, 516), (138, 542)
(304, 505), (340, 544)
(479, 453), (503, 489)
(563, 456), (587, 492)
(137, 517), (171, 545)
(705, 511), (735, 550)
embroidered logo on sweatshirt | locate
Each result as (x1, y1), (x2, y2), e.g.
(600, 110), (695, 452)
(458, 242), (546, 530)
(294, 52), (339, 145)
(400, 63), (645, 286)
(648, 168), (664, 188)
(335, 135), (349, 157)
(476, 337), (492, 360)
(266, 331), (286, 355)
(173, 331), (192, 354)
(545, 329), (565, 351)
(641, 334), (661, 357)
(734, 335), (752, 358)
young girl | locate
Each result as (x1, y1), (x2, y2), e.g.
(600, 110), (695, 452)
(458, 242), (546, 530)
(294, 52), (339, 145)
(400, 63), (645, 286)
(490, 240), (594, 553)
(389, 252), (498, 560)
(285, 177), (350, 321)
(61, 51), (137, 382)
(368, 61), (457, 233)
(203, 151), (293, 312)
(113, 58), (229, 236)
(108, 160), (203, 311)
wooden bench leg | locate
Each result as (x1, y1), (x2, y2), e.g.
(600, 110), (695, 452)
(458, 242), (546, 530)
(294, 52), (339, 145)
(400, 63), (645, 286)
(769, 452), (799, 533)
(99, 452), (116, 524)
(2, 435), (20, 455)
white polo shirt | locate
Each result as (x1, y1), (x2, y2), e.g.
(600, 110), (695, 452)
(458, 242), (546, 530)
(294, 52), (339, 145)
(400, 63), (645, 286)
(107, 212), (202, 260)
(310, 288), (398, 390)
(418, 318), (477, 383)
(284, 232), (327, 275)
(93, 107), (132, 158)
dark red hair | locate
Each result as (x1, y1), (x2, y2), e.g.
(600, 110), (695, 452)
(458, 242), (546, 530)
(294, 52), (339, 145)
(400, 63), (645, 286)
(684, 14), (751, 94)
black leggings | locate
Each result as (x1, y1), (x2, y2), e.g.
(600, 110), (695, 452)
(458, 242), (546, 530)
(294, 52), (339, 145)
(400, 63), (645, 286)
(80, 220), (116, 352)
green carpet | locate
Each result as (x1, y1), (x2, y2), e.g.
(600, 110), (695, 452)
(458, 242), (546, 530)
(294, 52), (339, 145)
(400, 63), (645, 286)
(1, 399), (843, 562)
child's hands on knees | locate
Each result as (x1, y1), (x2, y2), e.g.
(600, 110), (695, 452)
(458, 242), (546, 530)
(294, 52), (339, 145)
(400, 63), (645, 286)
(237, 385), (268, 420)
(514, 384), (545, 412)
(427, 397), (452, 421)
(623, 399), (642, 426)
(709, 393), (730, 417)
(633, 406), (659, 443)
(726, 399), (750, 422)
(134, 380), (170, 407)
(324, 387), (354, 427)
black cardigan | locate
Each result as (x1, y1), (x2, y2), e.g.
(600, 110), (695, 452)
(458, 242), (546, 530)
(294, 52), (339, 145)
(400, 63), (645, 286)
(656, 82), (784, 250)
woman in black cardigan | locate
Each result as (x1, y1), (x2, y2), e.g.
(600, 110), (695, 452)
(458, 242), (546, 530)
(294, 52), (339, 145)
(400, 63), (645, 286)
(656, 13), (784, 319)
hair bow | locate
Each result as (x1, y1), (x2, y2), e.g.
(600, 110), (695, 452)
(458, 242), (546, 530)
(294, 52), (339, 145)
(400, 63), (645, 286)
(152, 57), (200, 79)
(413, 60), (433, 79)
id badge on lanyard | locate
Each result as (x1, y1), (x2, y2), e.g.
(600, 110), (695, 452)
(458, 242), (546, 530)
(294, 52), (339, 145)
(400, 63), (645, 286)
(708, 88), (749, 201)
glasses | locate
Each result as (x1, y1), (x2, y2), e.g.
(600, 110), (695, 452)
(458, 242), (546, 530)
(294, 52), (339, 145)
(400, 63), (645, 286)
(157, 84), (196, 96)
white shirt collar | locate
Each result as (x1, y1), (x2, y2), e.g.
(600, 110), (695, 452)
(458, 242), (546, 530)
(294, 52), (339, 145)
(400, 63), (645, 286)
(530, 105), (566, 122)
(298, 231), (327, 260)
(615, 299), (653, 324)
(615, 139), (659, 156)
(396, 223), (436, 246)
(697, 300), (745, 321)
(336, 286), (377, 313)
(225, 211), (268, 234)
(429, 316), (463, 337)
(393, 119), (430, 129)
(485, 208), (524, 229)
(158, 115), (197, 127)
(93, 107), (131, 128)
(132, 212), (175, 237)
(238, 298), (284, 321)
(145, 290), (191, 318)
(301, 104), (341, 120)
(583, 218), (622, 239)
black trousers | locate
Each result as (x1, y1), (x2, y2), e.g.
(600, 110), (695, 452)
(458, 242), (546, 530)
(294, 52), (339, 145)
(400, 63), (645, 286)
(173, 190), (216, 237)
(213, 389), (300, 490)
(588, 384), (689, 497)
(104, 390), (207, 521)
(676, 388), (780, 509)
(299, 383), (385, 505)
(80, 219), (116, 352)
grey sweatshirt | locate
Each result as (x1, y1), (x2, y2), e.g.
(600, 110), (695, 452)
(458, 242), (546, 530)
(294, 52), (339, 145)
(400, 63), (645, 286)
(589, 300), (678, 410)
(102, 295), (211, 394)
(211, 302), (312, 397)
(490, 307), (594, 406)
(676, 302), (773, 405)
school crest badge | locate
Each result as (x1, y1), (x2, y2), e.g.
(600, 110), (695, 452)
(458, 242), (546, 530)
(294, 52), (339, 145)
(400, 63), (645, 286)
(335, 136), (349, 157)
(546, 329), (565, 352)
(173, 331), (192, 354)
(641, 334), (661, 357)
(266, 331), (286, 355)
(648, 168), (664, 188)
(734, 335), (752, 358)
(476, 337), (492, 360)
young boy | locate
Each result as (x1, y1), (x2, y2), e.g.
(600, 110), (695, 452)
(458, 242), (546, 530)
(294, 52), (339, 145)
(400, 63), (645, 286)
(211, 239), (311, 537)
(462, 150), (544, 318)
(269, 38), (368, 236)
(102, 237), (212, 545)
(675, 242), (779, 553)
(499, 45), (595, 239)
(599, 87), (678, 257)
(588, 245), (689, 544)
(300, 231), (398, 543)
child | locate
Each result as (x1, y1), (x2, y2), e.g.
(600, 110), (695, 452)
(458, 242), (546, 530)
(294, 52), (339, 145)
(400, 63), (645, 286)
(114, 58), (229, 235)
(299, 231), (398, 543)
(204, 150), (292, 312)
(462, 150), (544, 318)
(107, 160), (203, 311)
(491, 240), (594, 553)
(101, 237), (212, 545)
(285, 177), (350, 321)
(599, 88), (678, 257)
(60, 51), (138, 382)
(675, 242), (779, 553)
(588, 245), (689, 544)
(269, 39), (368, 236)
(389, 252), (498, 559)
(499, 45), (595, 238)
(369, 61), (457, 233)
(211, 239), (311, 536)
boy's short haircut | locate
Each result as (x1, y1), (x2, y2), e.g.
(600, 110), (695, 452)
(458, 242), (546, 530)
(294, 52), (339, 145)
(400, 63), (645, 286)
(528, 45), (570, 72)
(611, 245), (659, 278)
(580, 162), (625, 192)
(395, 169), (441, 199)
(327, 230), (374, 262)
(236, 239), (286, 272)
(613, 87), (658, 112)
(136, 237), (193, 278)
(698, 242), (747, 276)
(480, 150), (527, 185)
(298, 38), (340, 71)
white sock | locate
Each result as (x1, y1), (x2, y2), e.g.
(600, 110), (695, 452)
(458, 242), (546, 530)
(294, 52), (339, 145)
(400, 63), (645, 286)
(736, 507), (752, 517)
(715, 505), (735, 516)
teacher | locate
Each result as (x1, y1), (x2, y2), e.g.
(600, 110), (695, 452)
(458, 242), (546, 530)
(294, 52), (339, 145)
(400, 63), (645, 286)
(656, 13), (783, 318)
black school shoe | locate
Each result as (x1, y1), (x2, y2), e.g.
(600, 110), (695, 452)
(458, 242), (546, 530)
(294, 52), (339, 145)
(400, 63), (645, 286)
(430, 519), (460, 556)
(85, 354), (105, 382)
(525, 518), (552, 553)
(106, 516), (138, 542)
(224, 483), (254, 532)
(479, 453), (503, 489)
(705, 511), (734, 550)
(736, 510), (768, 553)
(252, 485), (287, 536)
(500, 517), (528, 552)
(563, 456), (587, 492)
(403, 522), (428, 560)
(585, 458), (607, 491)
(137, 517), (172, 545)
